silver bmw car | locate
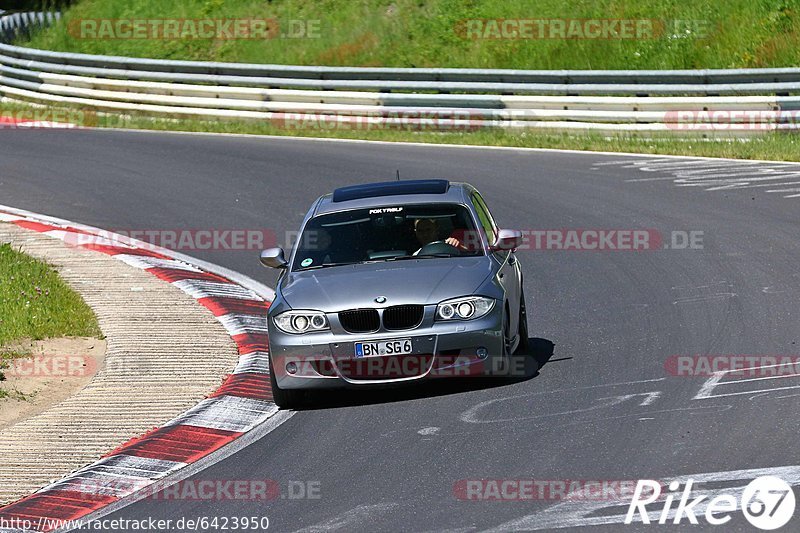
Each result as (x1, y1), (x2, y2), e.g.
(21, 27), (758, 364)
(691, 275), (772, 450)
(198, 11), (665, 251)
(260, 179), (529, 408)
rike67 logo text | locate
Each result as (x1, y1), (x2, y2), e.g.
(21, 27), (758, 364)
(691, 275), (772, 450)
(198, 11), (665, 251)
(625, 476), (795, 530)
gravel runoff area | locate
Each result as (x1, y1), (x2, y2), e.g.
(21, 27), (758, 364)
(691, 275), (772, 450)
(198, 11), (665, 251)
(0, 222), (239, 505)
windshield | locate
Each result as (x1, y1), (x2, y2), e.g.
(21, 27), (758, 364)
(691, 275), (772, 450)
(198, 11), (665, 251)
(292, 203), (483, 270)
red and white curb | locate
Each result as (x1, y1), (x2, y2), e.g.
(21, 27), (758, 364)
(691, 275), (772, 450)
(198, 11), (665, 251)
(0, 206), (280, 532)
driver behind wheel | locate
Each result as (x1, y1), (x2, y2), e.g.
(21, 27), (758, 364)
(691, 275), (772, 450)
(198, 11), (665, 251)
(414, 218), (463, 250)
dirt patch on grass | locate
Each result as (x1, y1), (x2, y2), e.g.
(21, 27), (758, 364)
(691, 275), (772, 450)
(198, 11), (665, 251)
(0, 337), (106, 430)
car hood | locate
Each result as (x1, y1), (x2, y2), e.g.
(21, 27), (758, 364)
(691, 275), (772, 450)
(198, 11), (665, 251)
(280, 257), (494, 311)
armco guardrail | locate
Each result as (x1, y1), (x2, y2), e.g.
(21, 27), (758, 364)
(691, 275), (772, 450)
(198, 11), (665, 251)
(3, 42), (800, 94)
(0, 16), (799, 135)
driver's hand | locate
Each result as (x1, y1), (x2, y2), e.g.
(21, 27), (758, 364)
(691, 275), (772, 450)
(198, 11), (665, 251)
(445, 237), (462, 248)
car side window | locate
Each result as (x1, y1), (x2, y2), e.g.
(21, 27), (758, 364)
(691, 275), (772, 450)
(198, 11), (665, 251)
(472, 192), (510, 260)
(471, 192), (498, 244)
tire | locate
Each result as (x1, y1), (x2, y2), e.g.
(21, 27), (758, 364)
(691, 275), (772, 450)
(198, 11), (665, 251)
(502, 304), (512, 357)
(494, 304), (517, 378)
(506, 292), (533, 378)
(268, 353), (303, 409)
(514, 291), (530, 357)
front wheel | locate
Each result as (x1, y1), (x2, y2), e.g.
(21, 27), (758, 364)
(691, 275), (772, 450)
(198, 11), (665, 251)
(493, 304), (521, 377)
(502, 293), (534, 378)
(268, 354), (304, 409)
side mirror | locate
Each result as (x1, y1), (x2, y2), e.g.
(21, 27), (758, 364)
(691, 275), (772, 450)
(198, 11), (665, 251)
(260, 247), (288, 269)
(492, 229), (523, 251)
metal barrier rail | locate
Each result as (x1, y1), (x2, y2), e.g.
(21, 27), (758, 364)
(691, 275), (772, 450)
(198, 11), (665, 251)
(1, 12), (798, 136)
(2, 43), (800, 95)
(2, 42), (800, 86)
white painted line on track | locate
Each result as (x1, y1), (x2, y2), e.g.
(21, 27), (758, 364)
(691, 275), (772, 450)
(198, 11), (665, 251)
(598, 156), (800, 199)
(461, 379), (666, 424)
(696, 384), (800, 400)
(714, 372), (800, 386)
(693, 363), (800, 400)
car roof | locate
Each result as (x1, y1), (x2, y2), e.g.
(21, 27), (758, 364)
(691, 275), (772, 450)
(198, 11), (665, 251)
(312, 180), (474, 216)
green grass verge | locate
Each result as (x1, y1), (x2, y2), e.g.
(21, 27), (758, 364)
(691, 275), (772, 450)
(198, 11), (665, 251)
(17, 0), (800, 69)
(0, 242), (101, 386)
(3, 101), (800, 162)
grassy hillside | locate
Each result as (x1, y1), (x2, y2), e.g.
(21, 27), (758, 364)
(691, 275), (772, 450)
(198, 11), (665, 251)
(17, 0), (800, 69)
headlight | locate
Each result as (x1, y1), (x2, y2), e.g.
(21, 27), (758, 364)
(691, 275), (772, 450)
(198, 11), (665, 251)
(436, 296), (494, 321)
(274, 310), (329, 334)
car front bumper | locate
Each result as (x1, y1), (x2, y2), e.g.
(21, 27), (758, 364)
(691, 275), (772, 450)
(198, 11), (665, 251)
(268, 306), (506, 390)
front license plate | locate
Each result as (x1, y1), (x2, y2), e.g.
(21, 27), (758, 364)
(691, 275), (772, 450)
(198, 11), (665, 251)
(355, 338), (413, 357)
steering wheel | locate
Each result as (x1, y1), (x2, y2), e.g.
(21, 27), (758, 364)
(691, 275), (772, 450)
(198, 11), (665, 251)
(413, 240), (460, 256)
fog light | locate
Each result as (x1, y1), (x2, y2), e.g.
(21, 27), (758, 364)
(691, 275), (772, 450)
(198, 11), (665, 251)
(286, 361), (298, 374)
(477, 347), (489, 360)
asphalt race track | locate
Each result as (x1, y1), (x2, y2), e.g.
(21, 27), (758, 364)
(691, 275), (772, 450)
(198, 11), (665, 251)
(1, 130), (799, 532)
